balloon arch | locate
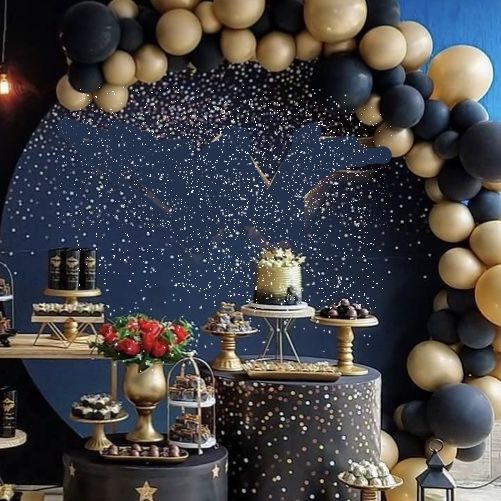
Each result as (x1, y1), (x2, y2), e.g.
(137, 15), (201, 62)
(55, 0), (501, 494)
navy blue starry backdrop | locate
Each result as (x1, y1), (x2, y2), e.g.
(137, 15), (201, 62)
(0, 61), (441, 434)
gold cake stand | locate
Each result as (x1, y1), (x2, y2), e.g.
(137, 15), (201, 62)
(70, 411), (129, 451)
(312, 315), (379, 376)
(338, 474), (403, 501)
(203, 327), (258, 372)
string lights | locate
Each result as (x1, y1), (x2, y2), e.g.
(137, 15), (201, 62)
(0, 0), (10, 95)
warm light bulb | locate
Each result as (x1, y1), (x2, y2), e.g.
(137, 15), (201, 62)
(0, 72), (10, 95)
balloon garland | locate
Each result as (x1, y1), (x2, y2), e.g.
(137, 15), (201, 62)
(56, 0), (501, 481)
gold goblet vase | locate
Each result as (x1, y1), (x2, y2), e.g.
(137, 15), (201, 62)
(123, 362), (166, 442)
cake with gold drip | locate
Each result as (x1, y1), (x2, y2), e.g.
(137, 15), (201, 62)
(253, 248), (305, 305)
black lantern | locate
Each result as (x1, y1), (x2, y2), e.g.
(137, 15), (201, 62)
(416, 440), (456, 501)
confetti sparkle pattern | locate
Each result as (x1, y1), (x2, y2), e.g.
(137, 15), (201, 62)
(0, 61), (439, 430)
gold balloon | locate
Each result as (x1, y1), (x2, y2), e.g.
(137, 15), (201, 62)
(103, 50), (136, 86)
(381, 431), (399, 470)
(295, 30), (323, 61)
(405, 142), (444, 178)
(450, 342), (463, 354)
(425, 177), (446, 203)
(108, 0), (138, 18)
(470, 221), (501, 266)
(428, 45), (494, 107)
(56, 75), (92, 111)
(491, 351), (501, 378)
(323, 39), (357, 57)
(195, 1), (222, 33)
(134, 44), (168, 83)
(398, 21), (433, 71)
(468, 376), (501, 419)
(213, 0), (265, 29)
(483, 181), (501, 191)
(359, 26), (407, 71)
(374, 123), (414, 158)
(425, 438), (457, 465)
(387, 458), (427, 501)
(493, 326), (501, 352)
(429, 201), (475, 243)
(94, 84), (129, 113)
(356, 94), (382, 126)
(475, 265), (501, 326)
(407, 340), (464, 392)
(433, 289), (449, 311)
(156, 9), (202, 55)
(304, 0), (367, 44)
(439, 248), (485, 290)
(256, 32), (296, 72)
(220, 29), (256, 64)
(152, 0), (201, 12)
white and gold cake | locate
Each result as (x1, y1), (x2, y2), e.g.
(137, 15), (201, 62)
(253, 248), (305, 306)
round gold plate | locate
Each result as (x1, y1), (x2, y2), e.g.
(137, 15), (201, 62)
(70, 411), (129, 425)
(337, 473), (403, 492)
(44, 288), (102, 298)
(312, 315), (379, 327)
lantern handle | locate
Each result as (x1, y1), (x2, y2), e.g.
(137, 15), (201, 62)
(428, 438), (444, 453)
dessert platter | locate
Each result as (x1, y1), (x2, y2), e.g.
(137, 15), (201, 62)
(242, 359), (341, 382)
(168, 373), (215, 408)
(100, 442), (189, 464)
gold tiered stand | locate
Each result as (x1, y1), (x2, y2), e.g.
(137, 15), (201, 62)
(312, 315), (379, 376)
(338, 473), (403, 501)
(32, 288), (104, 348)
(70, 412), (128, 451)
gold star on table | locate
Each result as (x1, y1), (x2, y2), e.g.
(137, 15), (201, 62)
(212, 464), (220, 479)
(69, 464), (76, 477)
(136, 481), (158, 501)
(225, 461), (229, 473)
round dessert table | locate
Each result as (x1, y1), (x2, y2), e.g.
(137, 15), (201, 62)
(212, 358), (381, 501)
(0, 430), (27, 484)
(63, 435), (228, 501)
(241, 304), (315, 362)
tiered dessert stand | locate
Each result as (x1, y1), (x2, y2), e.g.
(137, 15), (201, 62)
(241, 303), (315, 362)
(32, 288), (104, 348)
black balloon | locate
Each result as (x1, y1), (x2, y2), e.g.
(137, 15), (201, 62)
(450, 100), (489, 132)
(393, 430), (424, 460)
(168, 55), (190, 73)
(437, 160), (482, 202)
(460, 121), (501, 182)
(137, 6), (159, 44)
(363, 0), (401, 32)
(468, 189), (501, 222)
(460, 346), (496, 377)
(380, 85), (425, 128)
(427, 310), (459, 345)
(382, 413), (396, 433)
(68, 62), (104, 93)
(447, 288), (476, 314)
(270, 0), (303, 34)
(401, 401), (431, 438)
(405, 71), (434, 99)
(118, 18), (144, 53)
(458, 310), (496, 349)
(60, 1), (120, 64)
(190, 35), (223, 73)
(456, 441), (487, 462)
(427, 384), (494, 448)
(372, 65), (406, 94)
(313, 54), (373, 111)
(434, 130), (460, 160)
(250, 6), (273, 38)
(414, 100), (450, 140)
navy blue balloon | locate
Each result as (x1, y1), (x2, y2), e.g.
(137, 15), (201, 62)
(380, 85), (425, 128)
(190, 35), (223, 73)
(137, 7), (159, 44)
(427, 384), (494, 448)
(118, 18), (144, 53)
(450, 100), (489, 132)
(393, 430), (424, 460)
(314, 54), (373, 111)
(456, 441), (487, 462)
(427, 310), (459, 345)
(68, 62), (104, 93)
(460, 346), (496, 377)
(458, 311), (496, 349)
(372, 66), (406, 94)
(438, 160), (482, 202)
(250, 6), (273, 38)
(460, 122), (501, 182)
(270, 0), (304, 34)
(434, 130), (460, 160)
(168, 56), (189, 73)
(414, 100), (450, 140)
(60, 1), (120, 64)
(405, 71), (434, 99)
(364, 0), (401, 31)
(402, 401), (431, 438)
(447, 288), (476, 314)
(468, 189), (501, 222)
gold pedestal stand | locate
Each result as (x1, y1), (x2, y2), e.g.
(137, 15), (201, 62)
(203, 328), (258, 372)
(70, 412), (128, 451)
(312, 316), (379, 376)
(338, 474), (403, 501)
(32, 288), (104, 348)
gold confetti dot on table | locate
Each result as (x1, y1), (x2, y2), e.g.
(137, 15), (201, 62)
(135, 481), (158, 501)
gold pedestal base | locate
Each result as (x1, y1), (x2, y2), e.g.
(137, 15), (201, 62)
(337, 364), (369, 376)
(85, 423), (113, 451)
(212, 332), (244, 372)
(126, 405), (164, 443)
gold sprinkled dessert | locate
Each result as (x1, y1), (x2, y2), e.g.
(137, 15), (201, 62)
(204, 302), (254, 333)
(253, 247), (305, 306)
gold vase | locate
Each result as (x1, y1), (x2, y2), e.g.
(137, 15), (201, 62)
(123, 362), (166, 443)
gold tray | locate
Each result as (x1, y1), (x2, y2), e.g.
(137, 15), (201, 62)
(242, 361), (341, 382)
(337, 473), (403, 492)
(100, 448), (189, 464)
